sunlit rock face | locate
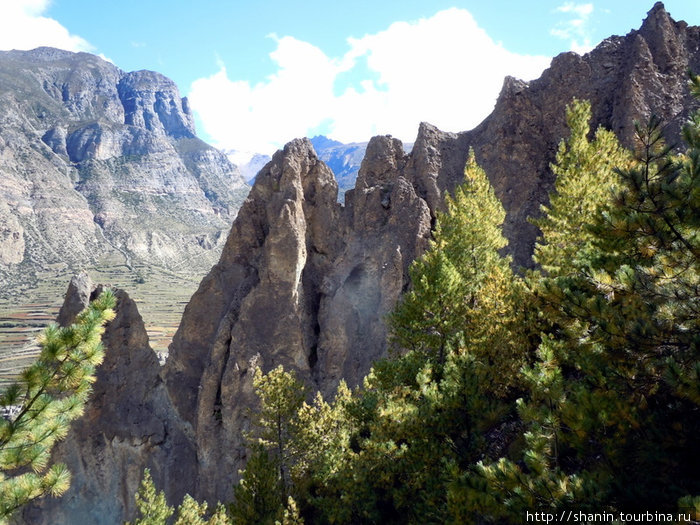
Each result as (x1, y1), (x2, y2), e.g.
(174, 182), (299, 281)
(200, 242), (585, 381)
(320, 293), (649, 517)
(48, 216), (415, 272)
(19, 4), (700, 523)
(0, 47), (249, 296)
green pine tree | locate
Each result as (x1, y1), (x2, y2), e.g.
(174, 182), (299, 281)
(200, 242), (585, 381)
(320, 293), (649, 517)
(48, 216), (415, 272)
(229, 445), (283, 525)
(128, 470), (233, 525)
(251, 366), (306, 501)
(533, 98), (629, 276)
(462, 79), (700, 521)
(276, 497), (304, 525)
(126, 469), (173, 525)
(389, 150), (526, 390)
(0, 290), (116, 522)
(230, 366), (306, 524)
(309, 153), (530, 523)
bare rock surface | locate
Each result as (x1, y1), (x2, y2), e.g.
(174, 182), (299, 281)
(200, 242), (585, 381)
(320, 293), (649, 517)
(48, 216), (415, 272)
(18, 4), (700, 523)
(55, 271), (93, 326)
(163, 5), (700, 509)
(23, 277), (195, 525)
(0, 48), (249, 298)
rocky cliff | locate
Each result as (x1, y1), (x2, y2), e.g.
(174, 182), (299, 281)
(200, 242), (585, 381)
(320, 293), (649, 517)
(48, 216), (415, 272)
(238, 136), (406, 198)
(0, 48), (249, 299)
(22, 274), (196, 524)
(20, 3), (700, 523)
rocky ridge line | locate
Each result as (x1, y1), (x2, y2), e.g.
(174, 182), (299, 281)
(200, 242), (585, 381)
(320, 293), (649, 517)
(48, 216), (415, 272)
(0, 48), (249, 297)
(21, 3), (700, 523)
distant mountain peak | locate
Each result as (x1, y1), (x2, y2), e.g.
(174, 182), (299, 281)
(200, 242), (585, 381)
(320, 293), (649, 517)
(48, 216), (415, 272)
(0, 46), (249, 297)
(310, 135), (343, 150)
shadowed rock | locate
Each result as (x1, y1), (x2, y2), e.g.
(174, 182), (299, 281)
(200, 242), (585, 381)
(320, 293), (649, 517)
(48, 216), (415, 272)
(23, 279), (195, 525)
(18, 4), (700, 522)
(55, 272), (93, 326)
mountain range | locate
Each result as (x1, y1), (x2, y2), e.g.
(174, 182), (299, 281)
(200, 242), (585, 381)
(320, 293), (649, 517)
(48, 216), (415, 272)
(0, 47), (249, 302)
(235, 135), (412, 200)
(3, 3), (699, 523)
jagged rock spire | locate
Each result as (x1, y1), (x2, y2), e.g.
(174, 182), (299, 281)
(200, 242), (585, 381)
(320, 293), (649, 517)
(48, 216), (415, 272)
(20, 6), (700, 523)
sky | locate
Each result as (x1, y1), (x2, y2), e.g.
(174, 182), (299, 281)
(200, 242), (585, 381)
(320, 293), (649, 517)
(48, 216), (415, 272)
(0, 0), (698, 163)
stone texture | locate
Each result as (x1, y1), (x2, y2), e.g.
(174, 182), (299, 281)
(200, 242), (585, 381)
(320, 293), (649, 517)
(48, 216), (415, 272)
(161, 6), (700, 508)
(23, 279), (195, 525)
(163, 138), (344, 501)
(0, 48), (249, 299)
(18, 4), (700, 523)
(315, 136), (430, 394)
(55, 272), (93, 326)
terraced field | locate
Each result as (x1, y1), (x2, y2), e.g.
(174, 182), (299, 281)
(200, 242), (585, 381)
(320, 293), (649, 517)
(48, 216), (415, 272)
(0, 255), (204, 386)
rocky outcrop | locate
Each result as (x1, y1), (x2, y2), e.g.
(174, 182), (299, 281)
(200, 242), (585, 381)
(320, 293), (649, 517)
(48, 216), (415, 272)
(163, 4), (700, 508)
(154, 134), (430, 504)
(408, 2), (700, 267)
(314, 136), (430, 394)
(24, 275), (195, 525)
(117, 70), (196, 139)
(0, 48), (249, 299)
(19, 4), (700, 523)
(55, 272), (92, 326)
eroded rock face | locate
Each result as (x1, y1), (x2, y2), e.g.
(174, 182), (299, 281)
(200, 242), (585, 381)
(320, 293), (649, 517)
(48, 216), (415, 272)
(19, 4), (700, 523)
(164, 4), (700, 507)
(315, 136), (431, 394)
(117, 70), (196, 139)
(428, 2), (700, 268)
(23, 276), (195, 525)
(0, 48), (249, 299)
(158, 136), (433, 504)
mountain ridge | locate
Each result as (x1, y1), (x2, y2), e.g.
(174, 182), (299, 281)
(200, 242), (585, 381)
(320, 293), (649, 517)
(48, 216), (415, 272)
(0, 47), (250, 298)
(15, 3), (700, 523)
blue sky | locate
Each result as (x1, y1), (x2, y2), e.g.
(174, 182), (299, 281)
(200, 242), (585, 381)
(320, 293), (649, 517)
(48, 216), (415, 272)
(0, 1), (698, 161)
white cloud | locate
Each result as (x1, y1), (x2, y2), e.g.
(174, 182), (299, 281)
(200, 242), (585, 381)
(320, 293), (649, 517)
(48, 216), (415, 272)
(555, 2), (594, 16)
(189, 8), (551, 160)
(97, 54), (114, 64)
(551, 2), (595, 54)
(0, 0), (93, 53)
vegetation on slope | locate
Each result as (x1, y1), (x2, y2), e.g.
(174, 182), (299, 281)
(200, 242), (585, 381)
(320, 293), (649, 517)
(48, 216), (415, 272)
(94, 75), (700, 523)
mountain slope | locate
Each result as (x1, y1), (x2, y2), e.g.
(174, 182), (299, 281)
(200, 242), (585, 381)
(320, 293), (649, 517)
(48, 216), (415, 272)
(0, 48), (249, 299)
(19, 3), (700, 523)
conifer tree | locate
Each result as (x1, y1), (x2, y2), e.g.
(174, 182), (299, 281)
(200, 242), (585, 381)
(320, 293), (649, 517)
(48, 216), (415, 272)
(0, 290), (116, 522)
(126, 469), (173, 525)
(533, 99), (629, 275)
(278, 497), (303, 525)
(229, 445), (283, 525)
(250, 366), (305, 500)
(128, 470), (232, 525)
(462, 81), (700, 521)
(173, 495), (209, 525)
(313, 152), (529, 523)
(389, 150), (525, 386)
(229, 366), (306, 524)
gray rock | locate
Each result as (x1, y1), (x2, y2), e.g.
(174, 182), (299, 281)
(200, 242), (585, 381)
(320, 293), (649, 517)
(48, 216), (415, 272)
(55, 272), (92, 326)
(405, 2), (700, 268)
(23, 280), (195, 525)
(0, 48), (249, 298)
(310, 135), (413, 198)
(161, 4), (700, 508)
(18, 4), (700, 523)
